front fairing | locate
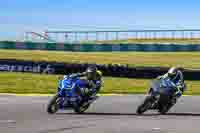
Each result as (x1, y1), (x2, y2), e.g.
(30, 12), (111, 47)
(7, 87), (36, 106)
(151, 79), (175, 96)
(57, 77), (87, 103)
(58, 77), (79, 97)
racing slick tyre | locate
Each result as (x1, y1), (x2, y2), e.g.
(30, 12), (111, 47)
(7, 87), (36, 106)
(158, 95), (176, 115)
(72, 102), (90, 114)
(47, 94), (60, 114)
(136, 96), (153, 115)
(158, 102), (175, 115)
(158, 105), (168, 115)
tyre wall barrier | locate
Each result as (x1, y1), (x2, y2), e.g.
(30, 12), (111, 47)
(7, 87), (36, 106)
(0, 59), (200, 80)
(1, 41), (200, 51)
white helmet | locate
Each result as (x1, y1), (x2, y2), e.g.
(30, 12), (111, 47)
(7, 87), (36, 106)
(168, 67), (178, 79)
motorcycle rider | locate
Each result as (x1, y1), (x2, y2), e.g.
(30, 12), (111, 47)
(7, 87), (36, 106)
(157, 67), (186, 100)
(64, 65), (103, 102)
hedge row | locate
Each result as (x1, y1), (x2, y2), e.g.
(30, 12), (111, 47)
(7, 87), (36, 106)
(1, 41), (200, 51)
(0, 59), (200, 80)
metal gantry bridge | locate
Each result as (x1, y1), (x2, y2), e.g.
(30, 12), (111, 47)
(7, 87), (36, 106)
(25, 29), (200, 43)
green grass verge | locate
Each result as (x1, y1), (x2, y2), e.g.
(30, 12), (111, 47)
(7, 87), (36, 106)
(0, 72), (200, 95)
(1, 50), (200, 69)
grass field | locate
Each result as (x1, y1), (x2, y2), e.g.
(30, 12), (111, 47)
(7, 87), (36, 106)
(1, 49), (200, 69)
(0, 72), (199, 95)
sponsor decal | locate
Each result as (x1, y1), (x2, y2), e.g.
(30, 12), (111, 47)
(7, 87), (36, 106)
(0, 64), (55, 74)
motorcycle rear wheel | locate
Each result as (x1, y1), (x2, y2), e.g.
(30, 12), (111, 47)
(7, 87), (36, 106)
(73, 102), (90, 114)
(158, 95), (176, 114)
(158, 102), (175, 115)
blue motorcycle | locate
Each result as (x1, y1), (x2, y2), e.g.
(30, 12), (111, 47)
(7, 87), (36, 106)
(136, 78), (179, 114)
(47, 76), (98, 114)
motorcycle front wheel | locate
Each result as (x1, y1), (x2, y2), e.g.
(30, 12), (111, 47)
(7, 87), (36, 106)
(136, 95), (153, 115)
(47, 94), (61, 114)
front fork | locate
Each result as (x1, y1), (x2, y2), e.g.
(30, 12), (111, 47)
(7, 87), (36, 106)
(57, 88), (68, 109)
(150, 95), (160, 109)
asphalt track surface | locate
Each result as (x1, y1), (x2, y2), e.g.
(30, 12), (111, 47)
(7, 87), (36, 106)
(1, 95), (200, 133)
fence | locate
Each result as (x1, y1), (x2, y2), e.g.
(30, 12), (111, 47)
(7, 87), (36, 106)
(1, 41), (200, 51)
(25, 29), (200, 43)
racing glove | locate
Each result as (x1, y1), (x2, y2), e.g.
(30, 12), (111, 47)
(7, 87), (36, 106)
(87, 80), (99, 96)
(174, 85), (183, 98)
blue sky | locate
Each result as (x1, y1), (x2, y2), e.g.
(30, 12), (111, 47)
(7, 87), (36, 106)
(0, 0), (200, 40)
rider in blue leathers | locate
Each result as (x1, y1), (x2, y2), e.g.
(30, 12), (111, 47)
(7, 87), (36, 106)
(157, 67), (186, 101)
(63, 66), (103, 101)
